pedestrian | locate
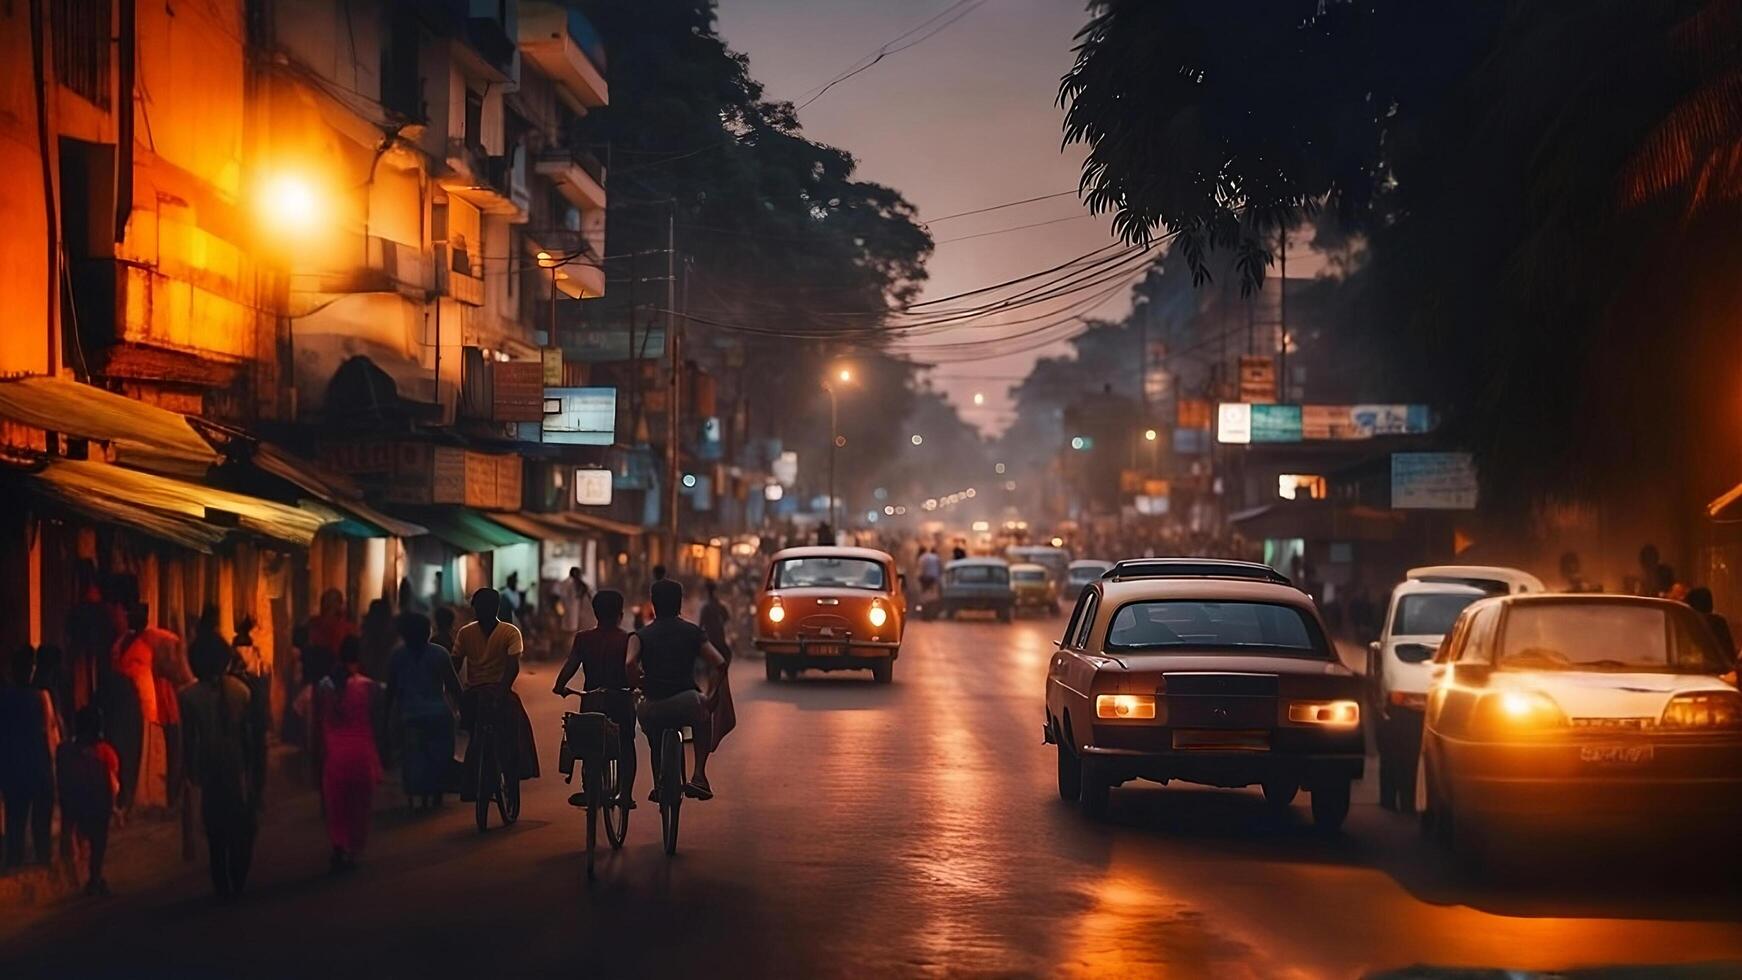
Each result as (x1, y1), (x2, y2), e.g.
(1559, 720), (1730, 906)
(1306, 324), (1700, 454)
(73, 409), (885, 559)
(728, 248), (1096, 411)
(1, 646), (59, 867)
(1684, 587), (1737, 663)
(64, 568), (122, 712)
(114, 605), (169, 811)
(359, 598), (396, 682)
(700, 579), (732, 663)
(554, 566), (595, 635)
(1656, 564), (1688, 602)
(1635, 544), (1663, 597)
(307, 588), (357, 666)
(635, 565), (668, 629)
(32, 644), (71, 740)
(57, 705), (119, 896)
(919, 547), (941, 593)
(180, 617), (261, 900)
(386, 612), (461, 811)
(319, 641), (382, 871)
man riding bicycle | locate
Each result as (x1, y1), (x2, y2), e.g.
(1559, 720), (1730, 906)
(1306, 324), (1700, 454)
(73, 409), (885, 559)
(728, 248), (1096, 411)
(454, 588), (536, 794)
(552, 589), (637, 808)
(627, 579), (726, 801)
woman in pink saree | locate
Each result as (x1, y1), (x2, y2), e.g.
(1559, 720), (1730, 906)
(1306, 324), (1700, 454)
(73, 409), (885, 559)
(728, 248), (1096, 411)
(318, 641), (382, 871)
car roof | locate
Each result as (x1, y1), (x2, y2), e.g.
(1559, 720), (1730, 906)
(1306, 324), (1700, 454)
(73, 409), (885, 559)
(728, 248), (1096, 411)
(770, 546), (894, 564)
(1010, 562), (1048, 573)
(1009, 545), (1066, 555)
(1069, 559), (1112, 570)
(1102, 557), (1292, 586)
(1391, 579), (1485, 598)
(1407, 565), (1545, 592)
(1098, 576), (1320, 610)
(947, 557), (1008, 568)
(1483, 592), (1684, 611)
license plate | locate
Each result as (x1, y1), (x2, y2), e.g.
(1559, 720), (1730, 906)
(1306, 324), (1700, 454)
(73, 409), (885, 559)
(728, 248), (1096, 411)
(1579, 743), (1654, 765)
(807, 644), (845, 656)
(1173, 730), (1270, 751)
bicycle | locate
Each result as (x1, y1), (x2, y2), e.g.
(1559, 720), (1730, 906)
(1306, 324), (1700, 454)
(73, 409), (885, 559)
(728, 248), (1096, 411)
(470, 686), (521, 833)
(559, 688), (634, 879)
(656, 726), (691, 856)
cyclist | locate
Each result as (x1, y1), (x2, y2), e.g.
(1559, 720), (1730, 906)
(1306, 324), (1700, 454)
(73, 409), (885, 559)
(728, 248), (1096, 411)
(552, 589), (636, 808)
(453, 589), (529, 795)
(627, 579), (726, 801)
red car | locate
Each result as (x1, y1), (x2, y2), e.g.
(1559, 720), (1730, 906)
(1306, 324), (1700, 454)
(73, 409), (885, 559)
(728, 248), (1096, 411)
(756, 546), (906, 684)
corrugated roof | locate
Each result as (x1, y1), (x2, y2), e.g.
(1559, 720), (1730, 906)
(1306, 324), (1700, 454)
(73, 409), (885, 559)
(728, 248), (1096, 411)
(32, 458), (331, 547)
(404, 508), (537, 553)
(0, 377), (220, 478)
(250, 443), (426, 538)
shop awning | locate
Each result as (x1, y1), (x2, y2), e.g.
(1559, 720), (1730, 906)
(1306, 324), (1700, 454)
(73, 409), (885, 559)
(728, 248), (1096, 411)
(406, 508), (538, 554)
(24, 458), (332, 549)
(1709, 482), (1742, 522)
(249, 443), (426, 538)
(484, 511), (580, 543)
(0, 376), (220, 478)
(559, 511), (645, 538)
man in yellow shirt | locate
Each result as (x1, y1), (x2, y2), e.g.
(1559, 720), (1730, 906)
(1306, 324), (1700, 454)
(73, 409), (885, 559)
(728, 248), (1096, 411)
(453, 588), (523, 691)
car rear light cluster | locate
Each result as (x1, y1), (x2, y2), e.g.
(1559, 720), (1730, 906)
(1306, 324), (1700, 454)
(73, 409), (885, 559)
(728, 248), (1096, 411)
(1658, 692), (1742, 730)
(1287, 700), (1360, 727)
(1473, 690), (1566, 732)
(1096, 693), (1156, 720)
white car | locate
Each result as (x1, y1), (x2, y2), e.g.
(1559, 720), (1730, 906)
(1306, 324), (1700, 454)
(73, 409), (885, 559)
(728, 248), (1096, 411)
(1367, 565), (1544, 810)
(1066, 559), (1113, 595)
(1418, 594), (1742, 861)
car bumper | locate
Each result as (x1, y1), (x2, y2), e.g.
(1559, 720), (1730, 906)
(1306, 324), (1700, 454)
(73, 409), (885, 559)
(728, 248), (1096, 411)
(1440, 735), (1742, 819)
(757, 636), (898, 669)
(1079, 741), (1364, 787)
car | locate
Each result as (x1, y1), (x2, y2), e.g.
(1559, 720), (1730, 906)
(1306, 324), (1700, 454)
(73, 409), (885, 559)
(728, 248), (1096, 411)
(938, 557), (1015, 622)
(1368, 574), (1518, 810)
(1045, 562), (1365, 830)
(755, 546), (905, 684)
(1010, 562), (1062, 617)
(1406, 564), (1545, 595)
(1007, 545), (1071, 587)
(1417, 593), (1742, 861)
(1066, 559), (1113, 594)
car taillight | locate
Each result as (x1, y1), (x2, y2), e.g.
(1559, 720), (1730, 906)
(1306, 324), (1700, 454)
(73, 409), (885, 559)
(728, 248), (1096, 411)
(1096, 694), (1156, 720)
(1658, 692), (1742, 730)
(1388, 690), (1428, 711)
(1473, 690), (1566, 732)
(1287, 700), (1360, 727)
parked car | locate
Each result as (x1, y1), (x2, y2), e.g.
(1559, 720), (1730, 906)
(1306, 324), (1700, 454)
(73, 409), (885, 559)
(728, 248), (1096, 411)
(1046, 559), (1364, 830)
(1066, 559), (1113, 595)
(755, 546), (905, 684)
(1011, 562), (1062, 617)
(938, 557), (1015, 622)
(1406, 565), (1545, 595)
(1418, 594), (1742, 862)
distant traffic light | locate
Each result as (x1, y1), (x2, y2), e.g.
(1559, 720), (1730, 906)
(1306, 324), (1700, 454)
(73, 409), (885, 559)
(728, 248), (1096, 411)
(1070, 435), (1094, 451)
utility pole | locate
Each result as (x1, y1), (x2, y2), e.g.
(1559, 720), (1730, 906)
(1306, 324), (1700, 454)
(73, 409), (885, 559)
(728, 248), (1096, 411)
(1278, 224), (1288, 404)
(664, 207), (681, 558)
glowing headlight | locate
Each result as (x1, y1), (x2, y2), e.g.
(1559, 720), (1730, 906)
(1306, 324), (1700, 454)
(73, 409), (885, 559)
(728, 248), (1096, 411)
(1096, 693), (1156, 720)
(868, 604), (888, 628)
(1659, 692), (1742, 730)
(1475, 690), (1565, 731)
(1288, 700), (1361, 727)
(766, 603), (785, 624)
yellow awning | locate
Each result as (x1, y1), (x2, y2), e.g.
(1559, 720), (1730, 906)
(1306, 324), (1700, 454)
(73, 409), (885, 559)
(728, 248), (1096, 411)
(0, 376), (220, 478)
(30, 458), (332, 548)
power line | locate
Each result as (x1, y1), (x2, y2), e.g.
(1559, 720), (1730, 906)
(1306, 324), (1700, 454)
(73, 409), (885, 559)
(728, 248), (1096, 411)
(933, 213), (1095, 245)
(795, 0), (989, 112)
(923, 190), (1079, 224)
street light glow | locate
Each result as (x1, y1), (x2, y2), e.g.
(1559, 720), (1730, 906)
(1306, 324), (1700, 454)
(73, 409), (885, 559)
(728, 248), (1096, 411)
(972, 392), (985, 406)
(1144, 428), (1158, 441)
(838, 368), (852, 383)
(259, 173), (322, 237)
(911, 434), (924, 446)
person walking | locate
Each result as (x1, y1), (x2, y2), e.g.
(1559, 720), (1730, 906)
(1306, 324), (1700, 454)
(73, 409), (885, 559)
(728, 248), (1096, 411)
(179, 627), (262, 899)
(555, 566), (595, 635)
(114, 606), (168, 811)
(699, 580), (733, 664)
(1, 647), (59, 867)
(319, 642), (382, 871)
(359, 599), (397, 683)
(57, 705), (120, 896)
(387, 613), (461, 811)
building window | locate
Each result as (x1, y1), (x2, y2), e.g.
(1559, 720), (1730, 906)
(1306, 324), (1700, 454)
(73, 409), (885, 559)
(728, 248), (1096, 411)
(465, 88), (484, 153)
(54, 0), (111, 109)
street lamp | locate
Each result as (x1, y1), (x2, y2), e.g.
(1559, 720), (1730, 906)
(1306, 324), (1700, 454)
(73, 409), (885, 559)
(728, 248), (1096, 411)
(258, 172), (323, 237)
(822, 366), (855, 530)
(1144, 428), (1158, 441)
(536, 250), (561, 348)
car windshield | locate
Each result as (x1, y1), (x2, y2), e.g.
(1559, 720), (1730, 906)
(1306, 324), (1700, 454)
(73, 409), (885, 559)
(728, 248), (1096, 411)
(1393, 592), (1482, 636)
(1106, 600), (1326, 656)
(1013, 569), (1047, 583)
(950, 565), (1008, 585)
(772, 557), (886, 591)
(1498, 602), (1729, 672)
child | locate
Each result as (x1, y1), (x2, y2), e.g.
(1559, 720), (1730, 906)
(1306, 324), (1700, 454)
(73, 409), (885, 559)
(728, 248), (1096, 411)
(57, 706), (120, 896)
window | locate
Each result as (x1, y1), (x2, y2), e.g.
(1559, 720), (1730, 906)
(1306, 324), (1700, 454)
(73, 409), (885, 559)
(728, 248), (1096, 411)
(1061, 591), (1093, 648)
(1393, 592), (1483, 637)
(1071, 592), (1100, 649)
(948, 564), (1008, 585)
(465, 88), (485, 151)
(1104, 600), (1326, 656)
(1498, 601), (1729, 672)
(771, 557), (886, 591)
(54, 0), (110, 109)
(1457, 604), (1500, 663)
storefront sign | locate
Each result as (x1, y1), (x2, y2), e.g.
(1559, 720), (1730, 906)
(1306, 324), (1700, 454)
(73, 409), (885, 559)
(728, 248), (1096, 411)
(772, 450), (799, 487)
(542, 387), (617, 445)
(1173, 427), (1210, 455)
(1250, 404), (1302, 443)
(1239, 355), (1276, 404)
(1217, 403), (1252, 444)
(1177, 398), (1213, 431)
(541, 348), (564, 386)
(493, 361), (546, 422)
(574, 468), (613, 506)
(1391, 452), (1478, 510)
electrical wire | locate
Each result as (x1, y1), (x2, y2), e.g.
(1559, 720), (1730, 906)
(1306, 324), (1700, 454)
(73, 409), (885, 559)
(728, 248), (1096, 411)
(922, 190), (1079, 224)
(795, 0), (989, 112)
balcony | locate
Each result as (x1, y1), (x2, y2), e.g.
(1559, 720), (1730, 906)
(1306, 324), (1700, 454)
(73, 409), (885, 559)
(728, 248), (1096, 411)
(300, 236), (431, 298)
(518, 3), (608, 111)
(535, 145), (607, 211)
(441, 138), (530, 219)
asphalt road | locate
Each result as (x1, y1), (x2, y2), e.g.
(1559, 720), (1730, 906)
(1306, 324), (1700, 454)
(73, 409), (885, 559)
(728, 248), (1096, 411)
(6, 616), (1742, 978)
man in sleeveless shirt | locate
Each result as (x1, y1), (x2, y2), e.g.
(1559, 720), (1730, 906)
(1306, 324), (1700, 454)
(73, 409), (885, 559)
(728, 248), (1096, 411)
(627, 580), (726, 801)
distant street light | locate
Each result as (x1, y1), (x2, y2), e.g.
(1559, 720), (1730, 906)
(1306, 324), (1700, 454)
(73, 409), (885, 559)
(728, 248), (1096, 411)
(822, 367), (856, 529)
(994, 462), (1006, 474)
(972, 392), (985, 406)
(259, 173), (322, 237)
(1144, 428), (1158, 441)
(838, 367), (853, 383)
(910, 434), (924, 446)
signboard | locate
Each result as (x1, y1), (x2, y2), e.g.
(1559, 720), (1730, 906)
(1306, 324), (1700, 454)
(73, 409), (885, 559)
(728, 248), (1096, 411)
(431, 446), (466, 504)
(574, 468), (613, 506)
(1239, 355), (1276, 404)
(1177, 398), (1213, 431)
(541, 348), (564, 386)
(1120, 470), (1146, 494)
(696, 416), (723, 462)
(1217, 402), (1252, 444)
(1352, 404), (1432, 437)
(542, 387), (617, 445)
(1251, 404), (1302, 443)
(1301, 405), (1361, 440)
(564, 326), (667, 363)
(1391, 452), (1478, 510)
(493, 361), (546, 422)
(1133, 495), (1170, 516)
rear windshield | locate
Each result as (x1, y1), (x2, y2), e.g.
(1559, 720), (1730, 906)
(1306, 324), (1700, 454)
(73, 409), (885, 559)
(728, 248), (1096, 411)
(1013, 569), (1047, 583)
(1107, 600), (1326, 656)
(772, 557), (886, 591)
(1499, 602), (1729, 672)
(1393, 593), (1481, 636)
(949, 565), (1008, 585)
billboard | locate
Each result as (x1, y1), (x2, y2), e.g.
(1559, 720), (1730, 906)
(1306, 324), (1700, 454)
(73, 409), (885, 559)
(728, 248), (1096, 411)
(493, 361), (546, 422)
(1217, 403), (1252, 444)
(1391, 452), (1478, 510)
(1250, 404), (1302, 443)
(574, 468), (613, 506)
(1239, 355), (1276, 404)
(542, 387), (617, 445)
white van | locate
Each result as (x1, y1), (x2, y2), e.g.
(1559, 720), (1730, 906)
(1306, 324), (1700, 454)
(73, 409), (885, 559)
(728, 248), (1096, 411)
(1368, 565), (1545, 810)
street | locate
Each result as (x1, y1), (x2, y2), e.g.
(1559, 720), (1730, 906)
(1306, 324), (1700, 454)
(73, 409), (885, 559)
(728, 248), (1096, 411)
(5, 616), (1741, 978)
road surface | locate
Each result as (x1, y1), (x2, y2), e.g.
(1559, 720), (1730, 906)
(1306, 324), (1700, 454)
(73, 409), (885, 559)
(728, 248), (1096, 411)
(5, 617), (1742, 977)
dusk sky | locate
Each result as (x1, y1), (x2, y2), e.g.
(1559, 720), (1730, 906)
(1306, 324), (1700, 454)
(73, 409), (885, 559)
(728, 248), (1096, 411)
(714, 0), (1127, 434)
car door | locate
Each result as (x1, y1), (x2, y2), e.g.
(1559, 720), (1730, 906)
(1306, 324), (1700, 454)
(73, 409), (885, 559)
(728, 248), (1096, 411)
(1048, 587), (1099, 724)
(1426, 602), (1499, 740)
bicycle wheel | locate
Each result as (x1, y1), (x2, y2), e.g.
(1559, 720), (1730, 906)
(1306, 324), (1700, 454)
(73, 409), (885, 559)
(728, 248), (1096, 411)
(473, 728), (494, 833)
(602, 756), (628, 849)
(660, 729), (683, 856)
(500, 765), (520, 825)
(584, 761), (601, 880)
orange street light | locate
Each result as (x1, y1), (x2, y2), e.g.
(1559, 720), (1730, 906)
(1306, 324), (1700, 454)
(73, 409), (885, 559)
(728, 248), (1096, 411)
(258, 172), (323, 237)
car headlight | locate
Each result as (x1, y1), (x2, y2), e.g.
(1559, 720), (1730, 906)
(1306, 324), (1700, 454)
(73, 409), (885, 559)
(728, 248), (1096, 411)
(1474, 690), (1565, 731)
(868, 604), (888, 628)
(767, 603), (785, 624)
(1096, 693), (1156, 720)
(1659, 692), (1742, 730)
(1287, 700), (1360, 727)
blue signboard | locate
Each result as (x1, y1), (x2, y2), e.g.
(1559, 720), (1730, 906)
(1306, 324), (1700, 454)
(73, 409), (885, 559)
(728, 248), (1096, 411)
(1250, 404), (1303, 443)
